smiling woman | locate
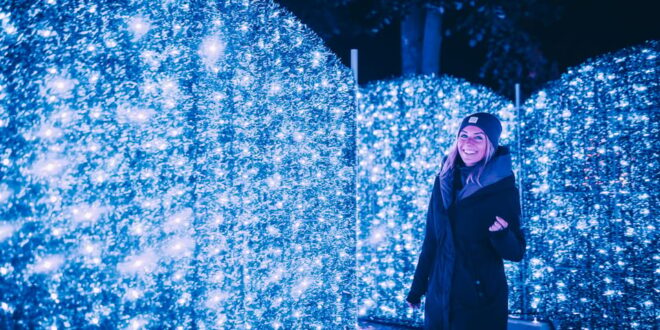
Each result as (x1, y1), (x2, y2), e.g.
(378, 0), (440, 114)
(406, 112), (525, 329)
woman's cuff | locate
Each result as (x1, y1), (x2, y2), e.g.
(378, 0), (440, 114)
(489, 226), (510, 238)
(406, 292), (422, 305)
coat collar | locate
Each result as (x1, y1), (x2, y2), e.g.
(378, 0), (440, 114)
(456, 146), (513, 201)
(439, 146), (514, 209)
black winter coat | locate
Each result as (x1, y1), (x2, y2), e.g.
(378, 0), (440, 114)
(407, 147), (526, 330)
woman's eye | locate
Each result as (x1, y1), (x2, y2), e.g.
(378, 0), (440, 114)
(475, 136), (483, 140)
(460, 134), (468, 138)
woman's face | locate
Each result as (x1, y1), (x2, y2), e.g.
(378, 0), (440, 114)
(457, 125), (487, 166)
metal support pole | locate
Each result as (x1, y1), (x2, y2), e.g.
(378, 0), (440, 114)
(350, 48), (360, 316)
(514, 83), (529, 318)
(351, 49), (358, 83)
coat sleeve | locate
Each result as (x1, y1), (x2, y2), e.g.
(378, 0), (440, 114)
(488, 186), (526, 262)
(406, 176), (439, 304)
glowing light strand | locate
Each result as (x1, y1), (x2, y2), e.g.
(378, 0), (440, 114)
(0, 0), (355, 328)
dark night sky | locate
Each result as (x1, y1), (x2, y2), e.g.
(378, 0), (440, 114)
(276, 0), (659, 93)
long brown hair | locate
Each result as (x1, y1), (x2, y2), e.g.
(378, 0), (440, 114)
(439, 132), (496, 186)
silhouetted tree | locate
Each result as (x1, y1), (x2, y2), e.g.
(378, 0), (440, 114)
(276, 0), (563, 98)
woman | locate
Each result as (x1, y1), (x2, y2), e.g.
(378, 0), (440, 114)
(406, 112), (526, 329)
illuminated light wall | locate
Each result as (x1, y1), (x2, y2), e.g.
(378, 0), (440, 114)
(0, 0), (355, 328)
(520, 41), (658, 328)
(356, 75), (517, 325)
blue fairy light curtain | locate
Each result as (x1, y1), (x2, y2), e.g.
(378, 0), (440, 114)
(356, 76), (517, 325)
(520, 41), (658, 329)
(0, 0), (356, 328)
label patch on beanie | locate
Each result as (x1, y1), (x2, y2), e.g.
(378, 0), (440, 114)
(468, 116), (479, 123)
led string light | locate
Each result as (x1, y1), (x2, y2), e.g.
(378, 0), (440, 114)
(521, 41), (658, 329)
(0, 0), (355, 328)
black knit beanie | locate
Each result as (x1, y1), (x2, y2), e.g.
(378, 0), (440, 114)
(458, 112), (502, 148)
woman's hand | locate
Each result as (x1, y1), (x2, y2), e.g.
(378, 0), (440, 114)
(489, 216), (508, 232)
(407, 301), (420, 310)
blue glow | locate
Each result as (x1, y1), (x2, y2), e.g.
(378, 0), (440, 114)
(0, 0), (355, 328)
(520, 41), (658, 329)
